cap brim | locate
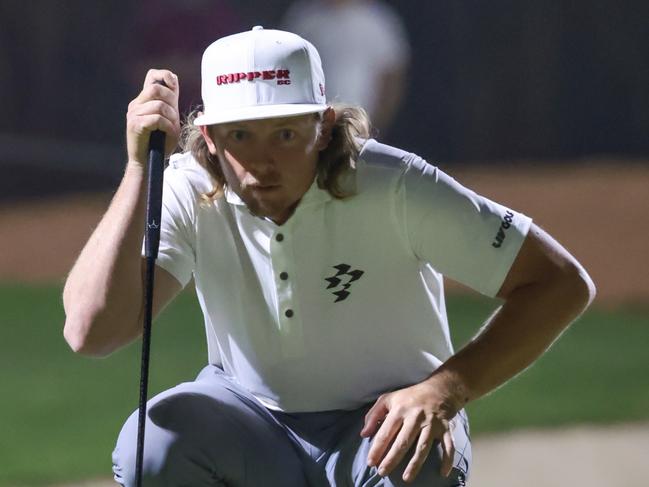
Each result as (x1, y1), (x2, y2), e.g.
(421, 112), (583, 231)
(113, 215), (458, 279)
(194, 104), (328, 126)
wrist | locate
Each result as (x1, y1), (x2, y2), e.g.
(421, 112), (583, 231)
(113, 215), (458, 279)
(423, 367), (472, 417)
(125, 159), (147, 174)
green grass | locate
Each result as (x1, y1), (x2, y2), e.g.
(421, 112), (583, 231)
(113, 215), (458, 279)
(0, 283), (206, 486)
(0, 283), (647, 485)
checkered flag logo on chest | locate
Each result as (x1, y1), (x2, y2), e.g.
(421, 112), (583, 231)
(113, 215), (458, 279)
(324, 264), (365, 302)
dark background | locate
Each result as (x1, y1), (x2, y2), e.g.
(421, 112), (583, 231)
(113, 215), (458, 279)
(1, 0), (647, 200)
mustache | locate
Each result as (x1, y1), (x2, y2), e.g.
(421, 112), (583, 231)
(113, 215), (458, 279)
(240, 173), (281, 189)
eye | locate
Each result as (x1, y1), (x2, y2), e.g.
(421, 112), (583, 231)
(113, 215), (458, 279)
(229, 129), (248, 142)
(278, 129), (296, 142)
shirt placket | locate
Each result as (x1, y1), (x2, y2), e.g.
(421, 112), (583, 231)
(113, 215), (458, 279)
(270, 224), (306, 359)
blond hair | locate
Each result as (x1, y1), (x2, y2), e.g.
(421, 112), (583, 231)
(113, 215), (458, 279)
(178, 105), (372, 202)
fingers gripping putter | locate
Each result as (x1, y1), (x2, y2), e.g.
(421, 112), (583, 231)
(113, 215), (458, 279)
(135, 80), (167, 487)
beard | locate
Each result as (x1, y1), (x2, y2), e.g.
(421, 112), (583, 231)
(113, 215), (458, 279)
(216, 154), (311, 224)
(239, 185), (295, 223)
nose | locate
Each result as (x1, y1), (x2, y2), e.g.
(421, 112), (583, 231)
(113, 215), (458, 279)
(243, 146), (279, 180)
(246, 158), (273, 178)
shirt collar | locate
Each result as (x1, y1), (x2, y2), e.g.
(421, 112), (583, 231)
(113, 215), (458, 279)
(224, 186), (245, 206)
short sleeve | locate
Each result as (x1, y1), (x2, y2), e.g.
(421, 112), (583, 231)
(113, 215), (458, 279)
(142, 155), (198, 287)
(402, 156), (532, 297)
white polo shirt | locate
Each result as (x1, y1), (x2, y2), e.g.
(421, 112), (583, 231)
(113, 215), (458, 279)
(155, 139), (532, 412)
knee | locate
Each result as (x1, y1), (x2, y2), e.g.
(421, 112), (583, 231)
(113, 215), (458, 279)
(393, 425), (472, 486)
(112, 393), (237, 486)
(112, 388), (307, 486)
(111, 407), (178, 486)
(357, 414), (471, 487)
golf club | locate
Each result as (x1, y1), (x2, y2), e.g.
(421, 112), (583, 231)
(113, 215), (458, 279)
(134, 79), (167, 487)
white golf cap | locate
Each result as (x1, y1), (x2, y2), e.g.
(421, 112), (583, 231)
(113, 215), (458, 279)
(194, 26), (328, 126)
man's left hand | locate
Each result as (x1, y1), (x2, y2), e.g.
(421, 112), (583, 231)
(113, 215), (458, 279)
(360, 381), (458, 483)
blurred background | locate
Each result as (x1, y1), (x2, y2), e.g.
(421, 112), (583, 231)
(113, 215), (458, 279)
(1, 1), (647, 485)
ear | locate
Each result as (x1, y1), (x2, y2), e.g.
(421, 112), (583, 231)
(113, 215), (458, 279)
(199, 123), (219, 155)
(316, 107), (335, 151)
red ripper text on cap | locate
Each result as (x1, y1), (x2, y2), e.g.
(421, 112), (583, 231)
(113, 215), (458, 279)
(216, 70), (291, 85)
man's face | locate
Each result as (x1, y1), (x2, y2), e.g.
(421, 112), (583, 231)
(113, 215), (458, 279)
(202, 112), (331, 225)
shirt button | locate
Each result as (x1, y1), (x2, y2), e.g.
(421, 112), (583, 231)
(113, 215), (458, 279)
(276, 233), (284, 242)
(279, 271), (289, 280)
(285, 309), (294, 318)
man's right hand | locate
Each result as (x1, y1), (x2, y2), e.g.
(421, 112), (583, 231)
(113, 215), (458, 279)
(64, 68), (183, 357)
(126, 69), (181, 166)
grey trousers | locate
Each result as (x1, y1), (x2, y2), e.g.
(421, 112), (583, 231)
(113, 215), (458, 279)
(112, 365), (471, 486)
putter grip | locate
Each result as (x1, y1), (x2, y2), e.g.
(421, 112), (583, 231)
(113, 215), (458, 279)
(144, 83), (167, 259)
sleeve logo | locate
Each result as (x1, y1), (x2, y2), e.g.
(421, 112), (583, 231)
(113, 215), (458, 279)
(492, 210), (514, 248)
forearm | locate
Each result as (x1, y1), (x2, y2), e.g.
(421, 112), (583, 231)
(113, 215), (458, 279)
(63, 162), (147, 356)
(359, 268), (594, 482)
(64, 70), (180, 356)
(428, 264), (595, 413)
